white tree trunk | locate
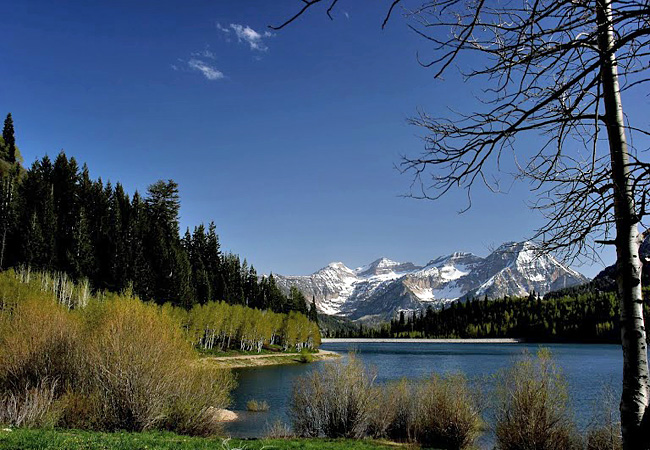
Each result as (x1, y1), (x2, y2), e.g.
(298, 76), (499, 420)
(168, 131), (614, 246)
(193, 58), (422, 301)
(597, 1), (649, 447)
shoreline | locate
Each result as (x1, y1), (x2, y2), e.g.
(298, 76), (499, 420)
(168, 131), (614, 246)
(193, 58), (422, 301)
(321, 338), (524, 344)
(201, 349), (340, 369)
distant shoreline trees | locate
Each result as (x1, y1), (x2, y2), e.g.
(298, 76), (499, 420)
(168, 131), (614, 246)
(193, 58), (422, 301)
(329, 290), (628, 344)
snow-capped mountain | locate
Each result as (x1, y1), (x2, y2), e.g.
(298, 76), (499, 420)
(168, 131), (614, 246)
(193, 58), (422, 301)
(274, 241), (588, 321)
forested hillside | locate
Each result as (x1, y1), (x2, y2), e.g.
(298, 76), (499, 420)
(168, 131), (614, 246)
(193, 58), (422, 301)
(0, 112), (315, 318)
(334, 290), (628, 343)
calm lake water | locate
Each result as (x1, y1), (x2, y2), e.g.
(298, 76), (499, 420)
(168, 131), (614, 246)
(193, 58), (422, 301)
(226, 342), (622, 440)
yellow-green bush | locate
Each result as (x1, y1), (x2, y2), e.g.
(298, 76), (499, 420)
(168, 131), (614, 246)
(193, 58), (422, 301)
(163, 365), (235, 436)
(81, 297), (196, 431)
(290, 354), (378, 438)
(494, 349), (581, 450)
(0, 270), (235, 436)
(367, 378), (416, 441)
(413, 374), (482, 450)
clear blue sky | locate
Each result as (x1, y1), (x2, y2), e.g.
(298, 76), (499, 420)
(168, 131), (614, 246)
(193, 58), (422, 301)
(1, 0), (622, 277)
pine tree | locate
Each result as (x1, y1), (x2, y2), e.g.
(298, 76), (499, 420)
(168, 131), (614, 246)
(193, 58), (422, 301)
(2, 114), (16, 164)
(308, 296), (319, 324)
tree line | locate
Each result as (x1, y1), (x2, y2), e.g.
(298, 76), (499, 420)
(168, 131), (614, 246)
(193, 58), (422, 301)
(0, 112), (314, 317)
(333, 290), (629, 344)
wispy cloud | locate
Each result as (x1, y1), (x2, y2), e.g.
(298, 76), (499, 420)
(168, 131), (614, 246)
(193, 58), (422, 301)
(192, 48), (216, 60)
(217, 23), (273, 52)
(187, 58), (224, 80)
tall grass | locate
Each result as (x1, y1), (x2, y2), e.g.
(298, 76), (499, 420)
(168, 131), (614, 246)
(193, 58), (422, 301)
(0, 269), (234, 436)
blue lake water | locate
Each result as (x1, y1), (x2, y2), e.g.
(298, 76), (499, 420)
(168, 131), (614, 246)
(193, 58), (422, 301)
(225, 342), (623, 440)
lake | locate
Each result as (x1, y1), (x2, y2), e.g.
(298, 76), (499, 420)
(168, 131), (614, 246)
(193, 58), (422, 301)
(225, 341), (623, 440)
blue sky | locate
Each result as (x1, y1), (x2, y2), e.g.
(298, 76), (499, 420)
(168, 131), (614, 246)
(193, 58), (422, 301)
(1, 0), (622, 277)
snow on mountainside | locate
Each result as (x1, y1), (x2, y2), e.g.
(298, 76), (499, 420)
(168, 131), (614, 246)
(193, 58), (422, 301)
(273, 241), (589, 321)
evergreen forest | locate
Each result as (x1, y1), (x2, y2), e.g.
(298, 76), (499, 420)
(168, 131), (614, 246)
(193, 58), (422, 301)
(333, 290), (632, 343)
(0, 112), (316, 320)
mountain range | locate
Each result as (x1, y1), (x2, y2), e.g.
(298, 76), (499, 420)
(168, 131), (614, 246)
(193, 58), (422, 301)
(274, 241), (589, 321)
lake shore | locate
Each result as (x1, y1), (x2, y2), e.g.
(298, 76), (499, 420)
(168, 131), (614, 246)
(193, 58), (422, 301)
(321, 337), (524, 344)
(201, 349), (340, 369)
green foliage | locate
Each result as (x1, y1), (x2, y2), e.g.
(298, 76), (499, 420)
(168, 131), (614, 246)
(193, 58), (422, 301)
(186, 300), (320, 354)
(411, 374), (482, 449)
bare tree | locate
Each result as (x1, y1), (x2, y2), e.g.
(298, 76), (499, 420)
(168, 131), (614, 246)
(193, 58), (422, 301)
(274, 1), (650, 448)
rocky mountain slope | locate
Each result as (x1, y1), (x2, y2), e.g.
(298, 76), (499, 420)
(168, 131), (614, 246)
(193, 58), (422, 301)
(274, 241), (588, 321)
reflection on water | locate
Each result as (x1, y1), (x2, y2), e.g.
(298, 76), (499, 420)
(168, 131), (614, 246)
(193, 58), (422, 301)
(225, 342), (622, 439)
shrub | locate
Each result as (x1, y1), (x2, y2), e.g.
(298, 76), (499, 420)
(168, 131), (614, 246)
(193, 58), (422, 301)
(585, 386), (622, 450)
(0, 294), (80, 395)
(290, 354), (377, 438)
(246, 399), (270, 412)
(80, 297), (199, 431)
(164, 365), (235, 436)
(297, 348), (314, 363)
(413, 373), (482, 450)
(56, 390), (100, 430)
(494, 349), (581, 450)
(0, 270), (236, 436)
(265, 420), (295, 439)
(367, 378), (416, 441)
(0, 379), (60, 428)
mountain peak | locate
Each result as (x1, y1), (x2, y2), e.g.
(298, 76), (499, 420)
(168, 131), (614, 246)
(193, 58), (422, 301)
(326, 261), (350, 270)
(272, 240), (588, 320)
(426, 251), (480, 267)
(356, 257), (420, 277)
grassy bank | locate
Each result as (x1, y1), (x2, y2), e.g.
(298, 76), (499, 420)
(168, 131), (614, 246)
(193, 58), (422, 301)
(0, 429), (401, 449)
(200, 349), (339, 369)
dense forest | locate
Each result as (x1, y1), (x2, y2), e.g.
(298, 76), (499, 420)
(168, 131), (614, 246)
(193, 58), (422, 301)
(331, 290), (629, 343)
(0, 112), (317, 319)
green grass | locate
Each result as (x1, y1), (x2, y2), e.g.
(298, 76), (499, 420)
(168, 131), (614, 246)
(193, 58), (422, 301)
(0, 428), (403, 449)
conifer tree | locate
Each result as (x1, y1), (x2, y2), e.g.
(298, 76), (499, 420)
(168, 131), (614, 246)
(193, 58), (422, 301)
(2, 114), (15, 163)
(308, 296), (319, 324)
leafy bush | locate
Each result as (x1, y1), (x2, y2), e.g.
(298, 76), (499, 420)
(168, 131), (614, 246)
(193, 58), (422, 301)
(494, 349), (581, 450)
(367, 375), (481, 449)
(290, 354), (377, 438)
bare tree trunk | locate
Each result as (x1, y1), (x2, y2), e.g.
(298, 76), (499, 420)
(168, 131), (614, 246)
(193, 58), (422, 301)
(597, 1), (649, 447)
